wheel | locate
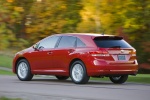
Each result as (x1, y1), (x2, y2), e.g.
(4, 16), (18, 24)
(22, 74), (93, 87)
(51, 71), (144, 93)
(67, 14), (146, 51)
(70, 61), (90, 84)
(56, 76), (69, 80)
(16, 59), (33, 81)
(109, 75), (128, 84)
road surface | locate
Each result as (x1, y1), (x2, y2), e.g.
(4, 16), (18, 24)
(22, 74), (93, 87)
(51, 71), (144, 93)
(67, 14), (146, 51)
(0, 75), (150, 100)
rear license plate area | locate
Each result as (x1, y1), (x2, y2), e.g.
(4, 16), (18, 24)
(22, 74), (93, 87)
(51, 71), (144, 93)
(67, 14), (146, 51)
(118, 55), (126, 60)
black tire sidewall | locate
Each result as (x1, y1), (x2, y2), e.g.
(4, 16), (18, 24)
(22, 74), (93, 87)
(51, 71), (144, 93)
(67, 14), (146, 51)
(109, 75), (128, 84)
(16, 59), (33, 81)
(70, 61), (89, 84)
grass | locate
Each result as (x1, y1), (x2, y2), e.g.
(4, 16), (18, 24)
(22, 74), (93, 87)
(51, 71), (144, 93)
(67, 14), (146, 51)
(0, 70), (14, 75)
(0, 97), (21, 100)
(0, 54), (13, 68)
(91, 74), (150, 84)
(128, 74), (150, 84)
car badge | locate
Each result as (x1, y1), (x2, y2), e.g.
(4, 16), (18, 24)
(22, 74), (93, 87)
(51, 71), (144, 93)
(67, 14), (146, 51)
(121, 50), (124, 53)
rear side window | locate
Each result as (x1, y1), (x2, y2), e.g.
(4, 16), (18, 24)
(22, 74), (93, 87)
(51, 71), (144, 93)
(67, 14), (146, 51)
(76, 38), (86, 47)
(57, 36), (76, 48)
(94, 36), (132, 48)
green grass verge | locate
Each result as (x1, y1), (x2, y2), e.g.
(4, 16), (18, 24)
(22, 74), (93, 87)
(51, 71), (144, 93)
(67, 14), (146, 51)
(0, 97), (21, 100)
(128, 74), (150, 84)
(0, 70), (14, 75)
(0, 54), (13, 68)
(91, 74), (150, 84)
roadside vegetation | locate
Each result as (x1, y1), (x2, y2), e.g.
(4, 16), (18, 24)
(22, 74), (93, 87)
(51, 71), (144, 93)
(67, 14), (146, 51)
(0, 70), (14, 75)
(0, 54), (13, 68)
(0, 97), (21, 100)
(0, 0), (149, 71)
(91, 74), (150, 84)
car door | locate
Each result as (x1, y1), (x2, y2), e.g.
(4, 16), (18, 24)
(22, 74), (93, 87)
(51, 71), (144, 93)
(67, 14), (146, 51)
(52, 36), (76, 72)
(30, 36), (60, 72)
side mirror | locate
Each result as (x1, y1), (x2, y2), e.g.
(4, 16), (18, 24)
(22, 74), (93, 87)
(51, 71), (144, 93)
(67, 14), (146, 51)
(33, 44), (38, 50)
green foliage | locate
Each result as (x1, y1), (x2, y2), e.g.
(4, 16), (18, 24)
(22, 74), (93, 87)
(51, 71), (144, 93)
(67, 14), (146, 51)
(0, 97), (21, 100)
(62, 0), (83, 33)
(77, 0), (101, 33)
(0, 0), (15, 50)
(26, 0), (67, 43)
(0, 0), (149, 72)
(78, 0), (150, 71)
(26, 0), (82, 44)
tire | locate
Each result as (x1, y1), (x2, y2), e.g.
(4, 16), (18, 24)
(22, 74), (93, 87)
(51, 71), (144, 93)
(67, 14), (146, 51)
(56, 76), (69, 80)
(70, 61), (90, 84)
(16, 59), (33, 81)
(109, 75), (128, 84)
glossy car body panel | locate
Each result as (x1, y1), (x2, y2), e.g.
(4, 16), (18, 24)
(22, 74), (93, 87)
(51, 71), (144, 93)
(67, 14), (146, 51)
(13, 33), (138, 77)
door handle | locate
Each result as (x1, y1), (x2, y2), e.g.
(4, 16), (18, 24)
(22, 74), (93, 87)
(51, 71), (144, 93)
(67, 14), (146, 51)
(47, 51), (53, 55)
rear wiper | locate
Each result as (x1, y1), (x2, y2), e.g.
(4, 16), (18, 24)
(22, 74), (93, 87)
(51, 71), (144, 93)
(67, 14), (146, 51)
(110, 46), (121, 48)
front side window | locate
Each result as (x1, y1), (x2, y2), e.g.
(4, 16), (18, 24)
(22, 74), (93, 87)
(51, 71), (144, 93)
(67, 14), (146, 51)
(57, 36), (76, 48)
(38, 36), (60, 49)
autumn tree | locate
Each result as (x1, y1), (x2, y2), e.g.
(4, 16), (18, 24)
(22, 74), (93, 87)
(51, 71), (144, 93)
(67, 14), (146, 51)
(78, 0), (150, 69)
(0, 0), (16, 50)
(0, 0), (34, 50)
(26, 0), (82, 44)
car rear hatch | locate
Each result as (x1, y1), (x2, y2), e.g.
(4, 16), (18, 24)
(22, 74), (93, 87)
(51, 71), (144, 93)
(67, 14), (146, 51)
(93, 36), (136, 65)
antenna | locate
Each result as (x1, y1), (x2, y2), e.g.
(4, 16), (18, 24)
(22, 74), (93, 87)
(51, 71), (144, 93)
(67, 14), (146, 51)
(101, 29), (105, 35)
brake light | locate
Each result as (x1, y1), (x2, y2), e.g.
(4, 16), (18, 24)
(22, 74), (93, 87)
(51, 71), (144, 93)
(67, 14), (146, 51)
(89, 50), (110, 57)
(132, 51), (136, 56)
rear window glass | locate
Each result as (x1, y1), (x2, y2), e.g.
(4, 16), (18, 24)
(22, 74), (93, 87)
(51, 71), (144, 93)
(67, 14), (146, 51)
(94, 37), (132, 48)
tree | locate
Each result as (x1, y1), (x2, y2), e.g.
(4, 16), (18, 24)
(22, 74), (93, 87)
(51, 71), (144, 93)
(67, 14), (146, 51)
(26, 0), (83, 44)
(123, 0), (150, 68)
(77, 0), (101, 33)
(78, 0), (150, 69)
(62, 0), (83, 33)
(0, 0), (16, 50)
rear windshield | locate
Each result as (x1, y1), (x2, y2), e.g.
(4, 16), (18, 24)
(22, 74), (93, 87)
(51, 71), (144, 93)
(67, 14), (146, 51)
(94, 36), (132, 48)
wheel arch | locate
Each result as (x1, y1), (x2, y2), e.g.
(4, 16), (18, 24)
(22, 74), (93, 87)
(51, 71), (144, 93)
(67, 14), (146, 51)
(69, 58), (86, 75)
(14, 57), (28, 73)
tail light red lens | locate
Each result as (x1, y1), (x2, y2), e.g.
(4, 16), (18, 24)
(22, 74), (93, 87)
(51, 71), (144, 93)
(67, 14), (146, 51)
(131, 50), (136, 56)
(89, 50), (110, 57)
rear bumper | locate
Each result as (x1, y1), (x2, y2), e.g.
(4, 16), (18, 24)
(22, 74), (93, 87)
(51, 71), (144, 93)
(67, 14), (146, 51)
(86, 60), (138, 76)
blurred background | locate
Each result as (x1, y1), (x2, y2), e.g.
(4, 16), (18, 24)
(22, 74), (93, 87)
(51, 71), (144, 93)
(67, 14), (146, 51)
(0, 0), (150, 73)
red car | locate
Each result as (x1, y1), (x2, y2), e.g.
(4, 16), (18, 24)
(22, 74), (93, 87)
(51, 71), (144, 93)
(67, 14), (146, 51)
(13, 33), (138, 84)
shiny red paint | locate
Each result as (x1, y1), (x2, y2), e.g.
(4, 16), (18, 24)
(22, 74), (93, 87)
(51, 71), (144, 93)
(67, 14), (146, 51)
(13, 33), (138, 77)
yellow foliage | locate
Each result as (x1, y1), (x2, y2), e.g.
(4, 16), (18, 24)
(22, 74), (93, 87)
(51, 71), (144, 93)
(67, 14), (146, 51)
(7, 0), (14, 3)
(14, 7), (24, 12)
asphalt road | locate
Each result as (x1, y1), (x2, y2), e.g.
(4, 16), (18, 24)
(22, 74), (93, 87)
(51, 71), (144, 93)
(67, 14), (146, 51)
(0, 75), (150, 100)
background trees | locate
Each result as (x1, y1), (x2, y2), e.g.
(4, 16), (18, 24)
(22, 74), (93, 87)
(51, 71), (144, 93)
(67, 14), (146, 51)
(0, 0), (149, 70)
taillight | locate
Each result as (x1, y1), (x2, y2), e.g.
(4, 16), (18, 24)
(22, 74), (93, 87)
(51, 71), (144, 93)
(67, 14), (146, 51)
(132, 51), (136, 56)
(89, 50), (110, 57)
